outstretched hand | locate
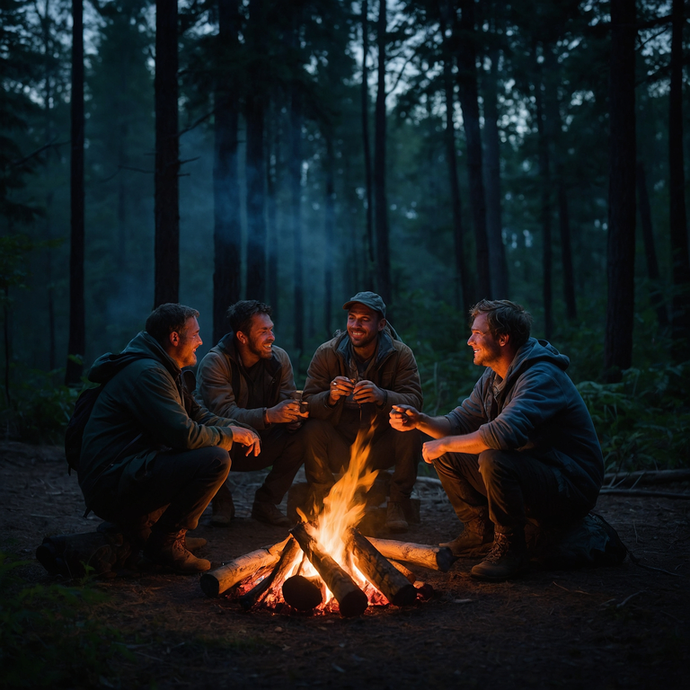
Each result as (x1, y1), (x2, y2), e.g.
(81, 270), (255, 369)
(230, 426), (262, 456)
(389, 404), (421, 431)
(266, 399), (309, 425)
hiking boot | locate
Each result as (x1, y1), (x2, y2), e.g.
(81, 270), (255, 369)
(385, 501), (409, 533)
(143, 530), (211, 574)
(211, 492), (235, 527)
(471, 530), (529, 582)
(184, 536), (207, 551)
(251, 500), (291, 527)
(440, 518), (494, 557)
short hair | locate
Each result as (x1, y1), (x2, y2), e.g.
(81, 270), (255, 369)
(226, 300), (272, 336)
(146, 303), (199, 346)
(470, 299), (533, 349)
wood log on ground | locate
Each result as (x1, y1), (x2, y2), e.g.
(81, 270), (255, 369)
(348, 527), (417, 606)
(603, 469), (690, 486)
(282, 575), (324, 610)
(599, 488), (690, 499)
(200, 536), (290, 597)
(367, 537), (455, 572)
(389, 559), (416, 583)
(290, 522), (368, 617)
(239, 537), (302, 610)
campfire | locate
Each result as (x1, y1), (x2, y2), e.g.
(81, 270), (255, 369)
(200, 429), (454, 616)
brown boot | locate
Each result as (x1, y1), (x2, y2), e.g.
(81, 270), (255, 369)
(471, 529), (529, 581)
(143, 530), (210, 574)
(211, 490), (235, 527)
(440, 517), (494, 557)
(385, 501), (409, 533)
(184, 535), (207, 551)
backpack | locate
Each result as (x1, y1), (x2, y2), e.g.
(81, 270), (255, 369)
(64, 386), (103, 475)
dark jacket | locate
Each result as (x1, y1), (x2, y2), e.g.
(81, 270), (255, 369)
(446, 337), (604, 507)
(194, 333), (296, 431)
(79, 331), (236, 506)
(303, 329), (423, 427)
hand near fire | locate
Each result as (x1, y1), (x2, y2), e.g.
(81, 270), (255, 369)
(353, 380), (385, 405)
(389, 404), (421, 431)
(421, 438), (446, 464)
(328, 376), (355, 405)
(266, 399), (309, 425)
(230, 426), (262, 456)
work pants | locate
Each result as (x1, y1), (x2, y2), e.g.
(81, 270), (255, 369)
(433, 449), (591, 534)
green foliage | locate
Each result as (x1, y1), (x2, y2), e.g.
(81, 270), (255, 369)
(0, 552), (129, 689)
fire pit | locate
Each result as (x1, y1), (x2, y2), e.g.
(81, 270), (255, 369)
(200, 429), (454, 616)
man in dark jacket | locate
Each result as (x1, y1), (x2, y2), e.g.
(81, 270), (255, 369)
(195, 300), (308, 527)
(302, 292), (423, 532)
(79, 303), (260, 574)
(390, 299), (604, 581)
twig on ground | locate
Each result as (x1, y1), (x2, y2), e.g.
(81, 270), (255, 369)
(552, 581), (592, 595)
(617, 590), (647, 608)
(599, 489), (690, 499)
(628, 551), (682, 577)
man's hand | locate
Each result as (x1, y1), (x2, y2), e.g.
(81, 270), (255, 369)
(230, 426), (262, 456)
(389, 404), (421, 431)
(421, 438), (447, 464)
(328, 376), (355, 405)
(353, 380), (385, 405)
(266, 399), (308, 425)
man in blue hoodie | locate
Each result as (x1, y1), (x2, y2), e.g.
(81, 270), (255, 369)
(390, 299), (604, 581)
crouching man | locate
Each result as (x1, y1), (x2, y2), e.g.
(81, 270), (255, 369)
(390, 300), (604, 581)
(78, 303), (260, 574)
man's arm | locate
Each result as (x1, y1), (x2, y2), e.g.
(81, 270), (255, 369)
(302, 341), (341, 419)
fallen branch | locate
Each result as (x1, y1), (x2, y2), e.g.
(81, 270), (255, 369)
(599, 488), (690, 499)
(604, 469), (690, 486)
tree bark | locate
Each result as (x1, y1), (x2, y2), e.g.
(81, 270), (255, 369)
(361, 0), (375, 287)
(153, 0), (180, 307)
(212, 0), (242, 344)
(366, 536), (455, 572)
(66, 0), (85, 385)
(604, 0), (636, 382)
(324, 134), (336, 337)
(668, 0), (690, 356)
(290, 88), (304, 354)
(374, 0), (391, 307)
(266, 110), (280, 317)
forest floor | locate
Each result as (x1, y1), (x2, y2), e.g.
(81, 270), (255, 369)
(1, 440), (688, 689)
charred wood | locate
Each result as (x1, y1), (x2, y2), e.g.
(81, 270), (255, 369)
(282, 575), (324, 611)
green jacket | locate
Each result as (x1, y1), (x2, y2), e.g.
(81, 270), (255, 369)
(79, 331), (236, 505)
(194, 332), (296, 431)
(303, 329), (423, 427)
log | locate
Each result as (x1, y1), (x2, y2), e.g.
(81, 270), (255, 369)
(603, 469), (690, 487)
(239, 537), (302, 610)
(348, 528), (417, 606)
(367, 537), (454, 572)
(389, 559), (416, 584)
(282, 575), (324, 611)
(290, 523), (368, 617)
(200, 536), (290, 597)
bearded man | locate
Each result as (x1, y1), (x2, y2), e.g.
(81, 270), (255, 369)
(195, 300), (307, 527)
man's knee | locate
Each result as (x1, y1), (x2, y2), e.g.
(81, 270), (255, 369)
(478, 448), (516, 484)
(197, 446), (232, 479)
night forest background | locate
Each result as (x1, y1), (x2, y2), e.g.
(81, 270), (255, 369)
(1, 0), (689, 472)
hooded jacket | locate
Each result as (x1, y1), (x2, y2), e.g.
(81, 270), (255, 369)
(194, 333), (296, 431)
(303, 329), (423, 427)
(446, 337), (604, 506)
(79, 331), (236, 505)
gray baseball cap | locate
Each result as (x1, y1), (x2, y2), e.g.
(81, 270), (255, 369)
(342, 291), (386, 317)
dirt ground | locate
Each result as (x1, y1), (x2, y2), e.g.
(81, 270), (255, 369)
(1, 440), (688, 689)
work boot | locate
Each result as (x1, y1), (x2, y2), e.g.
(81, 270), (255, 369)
(211, 491), (235, 527)
(184, 535), (207, 551)
(251, 500), (291, 527)
(143, 530), (211, 574)
(471, 529), (529, 582)
(440, 517), (494, 557)
(385, 501), (409, 533)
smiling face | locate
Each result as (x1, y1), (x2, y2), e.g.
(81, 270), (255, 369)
(467, 313), (504, 370)
(172, 317), (203, 369)
(347, 304), (385, 356)
(238, 312), (275, 365)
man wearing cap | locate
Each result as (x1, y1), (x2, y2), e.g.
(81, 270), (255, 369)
(302, 292), (423, 532)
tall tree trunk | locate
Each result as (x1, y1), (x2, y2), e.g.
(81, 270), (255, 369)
(604, 0), (636, 382)
(324, 133), (336, 337)
(534, 48), (552, 339)
(266, 109), (279, 317)
(637, 161), (669, 328)
(455, 0), (490, 299)
(483, 35), (508, 299)
(361, 0), (375, 287)
(668, 0), (690, 356)
(154, 0), (180, 307)
(557, 174), (577, 321)
(290, 89), (304, 355)
(66, 0), (85, 385)
(213, 0), (241, 343)
(439, 6), (470, 314)
(374, 0), (391, 306)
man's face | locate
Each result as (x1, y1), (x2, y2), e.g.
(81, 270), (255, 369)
(175, 317), (203, 368)
(347, 304), (385, 350)
(467, 313), (503, 368)
(243, 312), (275, 360)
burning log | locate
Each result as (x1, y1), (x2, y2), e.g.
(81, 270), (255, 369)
(240, 537), (302, 610)
(348, 528), (417, 606)
(291, 523), (368, 617)
(389, 559), (416, 584)
(366, 537), (454, 572)
(282, 575), (324, 611)
(200, 536), (290, 597)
